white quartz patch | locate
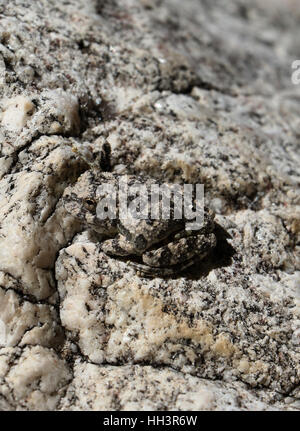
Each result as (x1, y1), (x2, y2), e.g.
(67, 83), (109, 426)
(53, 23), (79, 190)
(0, 96), (35, 132)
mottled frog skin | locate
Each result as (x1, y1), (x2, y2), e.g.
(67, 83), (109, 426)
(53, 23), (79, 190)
(63, 169), (216, 276)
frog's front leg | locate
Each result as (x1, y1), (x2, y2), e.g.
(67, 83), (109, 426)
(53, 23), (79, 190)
(101, 234), (140, 257)
(142, 232), (217, 268)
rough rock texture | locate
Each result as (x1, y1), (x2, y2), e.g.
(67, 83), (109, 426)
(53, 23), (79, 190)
(0, 0), (299, 411)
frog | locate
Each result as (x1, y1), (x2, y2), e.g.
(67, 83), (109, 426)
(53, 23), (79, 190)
(62, 149), (217, 277)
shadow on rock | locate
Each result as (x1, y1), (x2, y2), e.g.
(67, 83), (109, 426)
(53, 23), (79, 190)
(180, 223), (236, 280)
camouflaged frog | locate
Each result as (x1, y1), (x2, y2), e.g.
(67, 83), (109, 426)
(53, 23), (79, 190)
(63, 169), (216, 277)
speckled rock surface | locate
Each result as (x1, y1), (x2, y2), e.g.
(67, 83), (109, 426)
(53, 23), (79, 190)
(0, 0), (299, 411)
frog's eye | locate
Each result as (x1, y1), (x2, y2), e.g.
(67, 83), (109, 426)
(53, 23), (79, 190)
(84, 198), (96, 209)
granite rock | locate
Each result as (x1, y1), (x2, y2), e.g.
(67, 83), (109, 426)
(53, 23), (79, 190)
(0, 346), (71, 410)
(0, 0), (299, 411)
(60, 362), (300, 411)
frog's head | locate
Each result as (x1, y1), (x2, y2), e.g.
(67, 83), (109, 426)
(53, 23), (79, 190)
(62, 170), (117, 235)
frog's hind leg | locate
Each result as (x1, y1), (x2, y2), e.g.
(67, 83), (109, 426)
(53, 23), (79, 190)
(129, 259), (197, 277)
(142, 233), (216, 268)
(130, 232), (217, 278)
